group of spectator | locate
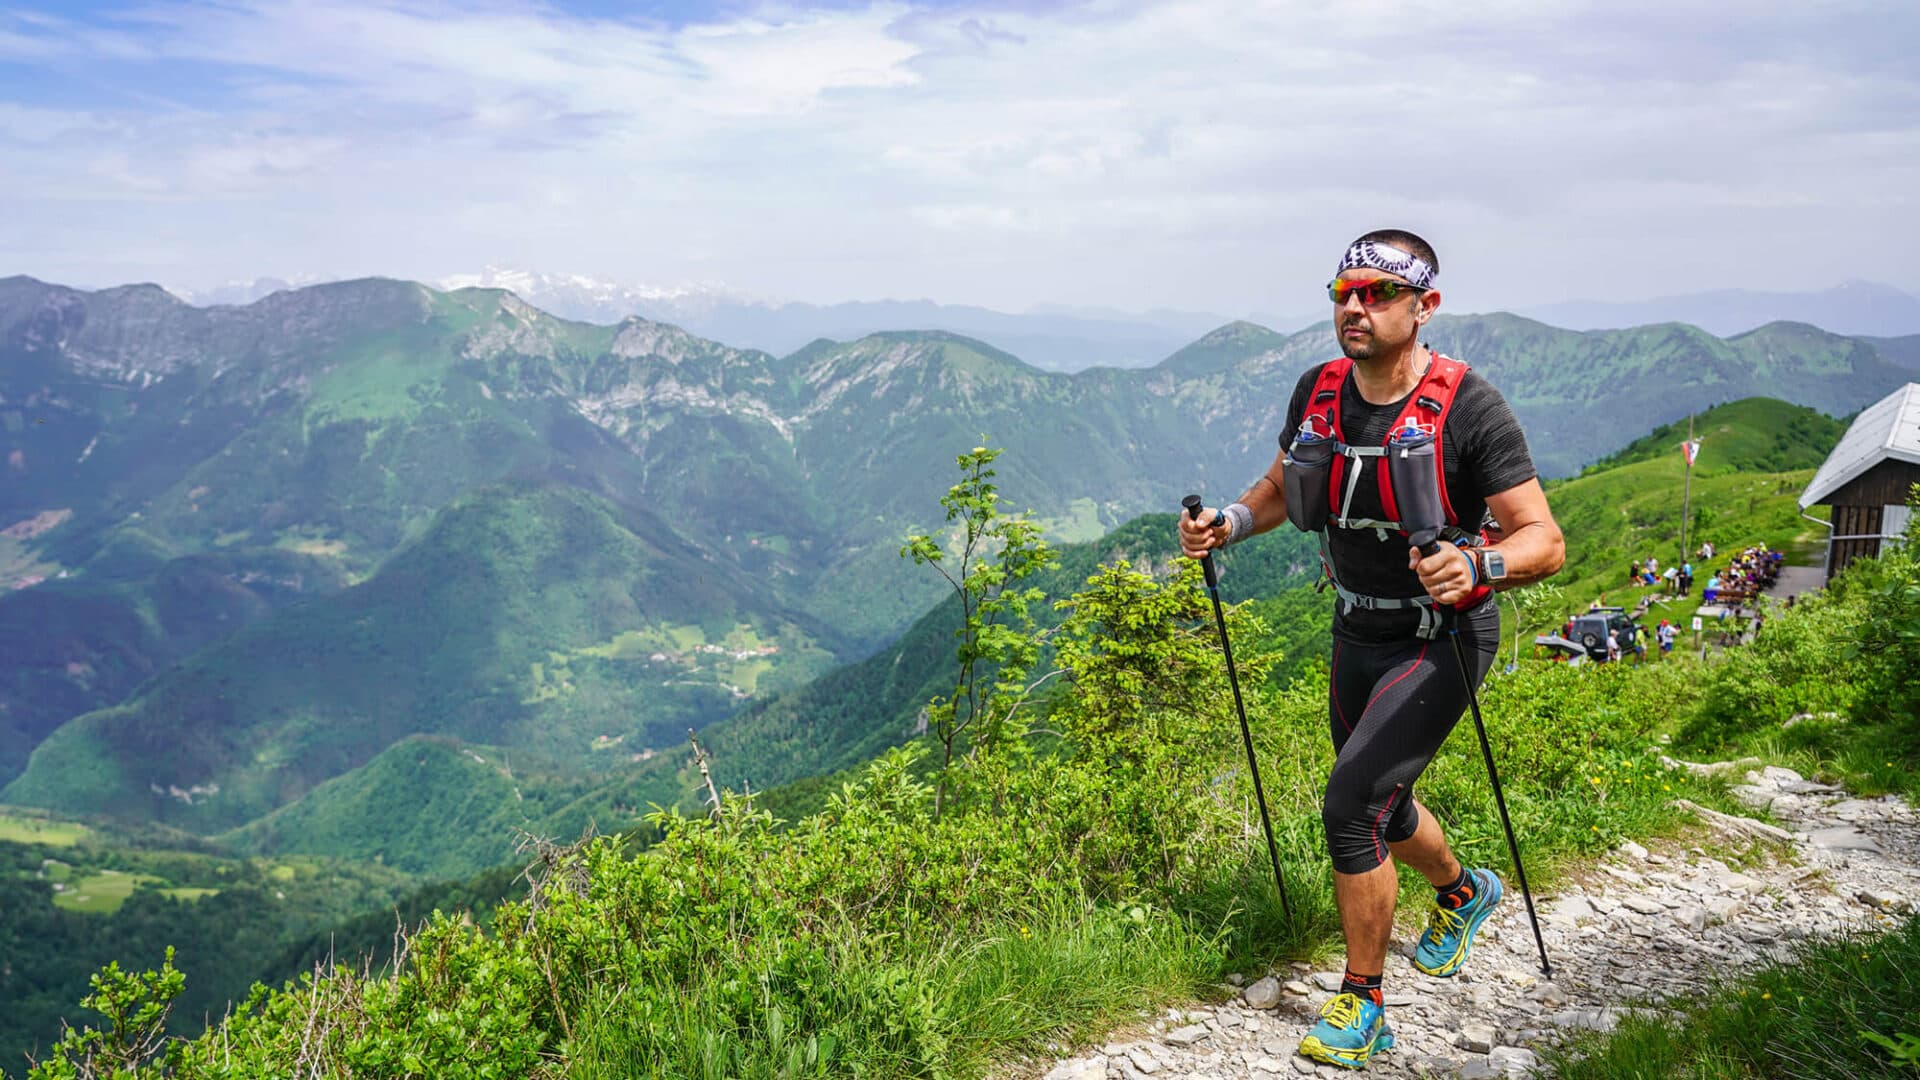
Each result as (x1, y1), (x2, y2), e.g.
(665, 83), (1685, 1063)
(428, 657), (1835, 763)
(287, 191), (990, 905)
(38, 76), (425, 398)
(1627, 541), (1785, 605)
(1700, 544), (1785, 605)
(1629, 554), (1695, 596)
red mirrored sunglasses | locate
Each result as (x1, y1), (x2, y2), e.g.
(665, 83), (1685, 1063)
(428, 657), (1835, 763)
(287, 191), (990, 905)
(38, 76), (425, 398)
(1328, 278), (1427, 306)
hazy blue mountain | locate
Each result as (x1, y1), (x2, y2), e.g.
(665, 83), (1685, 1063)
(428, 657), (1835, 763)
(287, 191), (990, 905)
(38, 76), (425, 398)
(1513, 280), (1920, 338)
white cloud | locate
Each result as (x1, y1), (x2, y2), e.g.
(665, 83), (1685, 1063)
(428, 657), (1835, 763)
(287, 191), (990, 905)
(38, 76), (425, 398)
(1, 0), (1915, 314)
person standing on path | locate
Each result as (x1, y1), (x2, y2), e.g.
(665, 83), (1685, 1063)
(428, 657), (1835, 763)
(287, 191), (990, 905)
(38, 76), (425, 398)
(1178, 230), (1566, 1070)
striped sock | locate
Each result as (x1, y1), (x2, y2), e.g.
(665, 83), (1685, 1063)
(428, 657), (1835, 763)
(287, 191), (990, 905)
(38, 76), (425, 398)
(1340, 969), (1384, 1008)
(1437, 866), (1477, 909)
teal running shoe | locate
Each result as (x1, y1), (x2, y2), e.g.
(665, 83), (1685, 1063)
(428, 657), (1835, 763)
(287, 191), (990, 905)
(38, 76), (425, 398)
(1413, 866), (1504, 977)
(1297, 992), (1394, 1069)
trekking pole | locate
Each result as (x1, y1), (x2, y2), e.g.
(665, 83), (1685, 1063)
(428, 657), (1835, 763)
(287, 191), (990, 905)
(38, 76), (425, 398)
(1183, 495), (1294, 923)
(1416, 535), (1553, 977)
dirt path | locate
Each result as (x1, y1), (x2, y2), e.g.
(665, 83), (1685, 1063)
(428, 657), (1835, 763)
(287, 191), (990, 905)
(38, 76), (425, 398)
(1026, 763), (1920, 1079)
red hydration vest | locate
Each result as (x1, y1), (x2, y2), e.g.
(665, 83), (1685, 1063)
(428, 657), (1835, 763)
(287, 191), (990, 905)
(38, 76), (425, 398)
(1302, 353), (1494, 612)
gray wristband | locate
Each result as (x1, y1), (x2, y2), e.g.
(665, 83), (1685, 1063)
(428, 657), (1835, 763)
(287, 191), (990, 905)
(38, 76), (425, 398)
(1224, 502), (1254, 545)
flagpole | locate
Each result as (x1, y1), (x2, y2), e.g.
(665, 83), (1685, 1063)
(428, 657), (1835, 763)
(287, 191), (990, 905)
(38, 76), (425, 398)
(1679, 413), (1695, 565)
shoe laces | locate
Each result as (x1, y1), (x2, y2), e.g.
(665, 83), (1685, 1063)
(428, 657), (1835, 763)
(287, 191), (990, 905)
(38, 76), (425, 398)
(1319, 992), (1365, 1028)
(1426, 899), (1466, 947)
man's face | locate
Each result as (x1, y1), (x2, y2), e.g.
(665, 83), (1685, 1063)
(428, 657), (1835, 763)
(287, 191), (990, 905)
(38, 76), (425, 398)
(1332, 270), (1437, 361)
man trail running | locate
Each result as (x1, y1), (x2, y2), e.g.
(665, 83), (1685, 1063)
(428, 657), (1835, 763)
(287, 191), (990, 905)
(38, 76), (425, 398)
(1178, 230), (1566, 1070)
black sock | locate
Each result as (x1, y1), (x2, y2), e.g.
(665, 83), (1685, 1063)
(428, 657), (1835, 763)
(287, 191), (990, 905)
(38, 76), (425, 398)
(1436, 866), (1476, 909)
(1340, 969), (1384, 1008)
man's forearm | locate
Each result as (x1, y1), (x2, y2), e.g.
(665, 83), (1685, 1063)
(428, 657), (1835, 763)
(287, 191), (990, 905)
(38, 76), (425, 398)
(1483, 520), (1564, 590)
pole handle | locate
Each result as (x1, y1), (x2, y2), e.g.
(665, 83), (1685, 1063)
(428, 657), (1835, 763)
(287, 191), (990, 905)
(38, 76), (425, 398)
(1411, 527), (1443, 559)
(1182, 494), (1220, 589)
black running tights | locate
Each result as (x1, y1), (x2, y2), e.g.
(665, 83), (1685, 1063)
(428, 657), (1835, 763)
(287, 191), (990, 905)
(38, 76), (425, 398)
(1322, 604), (1498, 874)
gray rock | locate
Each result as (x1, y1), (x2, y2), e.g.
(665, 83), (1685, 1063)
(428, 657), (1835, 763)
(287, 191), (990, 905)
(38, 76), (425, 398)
(1488, 1046), (1540, 1076)
(1550, 896), (1595, 924)
(1290, 1055), (1316, 1074)
(1248, 1055), (1288, 1074)
(1730, 784), (1777, 810)
(1552, 1006), (1623, 1032)
(1226, 972), (1246, 986)
(1618, 839), (1650, 861)
(1809, 827), (1884, 852)
(1284, 979), (1312, 996)
(1459, 1061), (1502, 1080)
(1780, 779), (1842, 793)
(1455, 1022), (1496, 1053)
(1126, 1047), (1161, 1073)
(1310, 971), (1345, 992)
(1622, 896), (1667, 915)
(1243, 976), (1284, 1010)
(1860, 889), (1912, 912)
(1706, 895), (1745, 921)
(1677, 905), (1709, 933)
(1164, 1023), (1211, 1047)
(1761, 765), (1805, 785)
(1043, 1057), (1106, 1080)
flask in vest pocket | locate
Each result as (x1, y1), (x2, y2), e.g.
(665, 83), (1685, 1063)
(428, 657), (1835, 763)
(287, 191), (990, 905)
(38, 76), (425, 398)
(1386, 425), (1445, 552)
(1283, 417), (1334, 532)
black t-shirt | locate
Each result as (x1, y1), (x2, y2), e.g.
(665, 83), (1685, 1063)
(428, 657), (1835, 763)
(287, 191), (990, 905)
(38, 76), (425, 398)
(1283, 356), (1537, 643)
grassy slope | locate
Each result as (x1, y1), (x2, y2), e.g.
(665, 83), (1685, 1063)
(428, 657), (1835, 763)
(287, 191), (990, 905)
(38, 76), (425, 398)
(1533, 397), (1838, 619)
(221, 736), (623, 879)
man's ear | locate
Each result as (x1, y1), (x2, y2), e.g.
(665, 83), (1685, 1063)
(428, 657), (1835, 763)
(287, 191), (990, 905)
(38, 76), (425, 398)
(1418, 288), (1441, 324)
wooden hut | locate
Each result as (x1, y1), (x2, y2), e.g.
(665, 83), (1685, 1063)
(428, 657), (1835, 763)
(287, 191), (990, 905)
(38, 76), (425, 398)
(1799, 382), (1920, 581)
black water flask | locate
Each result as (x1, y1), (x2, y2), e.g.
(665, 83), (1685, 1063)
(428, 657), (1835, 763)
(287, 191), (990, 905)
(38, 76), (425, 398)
(1387, 425), (1446, 555)
(1283, 418), (1335, 532)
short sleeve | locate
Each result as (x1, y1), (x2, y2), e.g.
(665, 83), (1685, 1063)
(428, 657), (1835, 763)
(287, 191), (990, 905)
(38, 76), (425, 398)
(1454, 374), (1537, 497)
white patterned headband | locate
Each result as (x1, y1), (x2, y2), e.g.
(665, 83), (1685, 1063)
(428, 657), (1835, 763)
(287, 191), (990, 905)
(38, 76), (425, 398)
(1337, 241), (1436, 289)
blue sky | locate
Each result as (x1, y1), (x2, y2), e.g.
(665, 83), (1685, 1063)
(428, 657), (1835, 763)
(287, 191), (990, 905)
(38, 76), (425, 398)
(2, 0), (1916, 316)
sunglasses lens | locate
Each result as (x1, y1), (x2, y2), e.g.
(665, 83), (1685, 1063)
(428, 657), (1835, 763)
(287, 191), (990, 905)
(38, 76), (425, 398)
(1331, 279), (1413, 305)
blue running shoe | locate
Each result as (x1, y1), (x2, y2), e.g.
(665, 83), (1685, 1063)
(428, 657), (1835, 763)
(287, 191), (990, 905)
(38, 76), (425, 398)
(1413, 866), (1504, 977)
(1297, 992), (1394, 1070)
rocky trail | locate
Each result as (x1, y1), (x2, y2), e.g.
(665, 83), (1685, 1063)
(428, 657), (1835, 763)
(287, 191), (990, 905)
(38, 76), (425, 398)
(1025, 763), (1920, 1080)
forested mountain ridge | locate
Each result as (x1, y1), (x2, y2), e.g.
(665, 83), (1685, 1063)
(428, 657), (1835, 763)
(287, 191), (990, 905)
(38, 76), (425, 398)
(1, 274), (1909, 850)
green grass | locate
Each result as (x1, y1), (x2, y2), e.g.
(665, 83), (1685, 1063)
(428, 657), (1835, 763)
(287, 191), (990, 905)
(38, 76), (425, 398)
(0, 810), (91, 846)
(563, 893), (1219, 1080)
(1038, 497), (1108, 544)
(1548, 915), (1920, 1079)
(157, 886), (220, 902)
(50, 869), (162, 914)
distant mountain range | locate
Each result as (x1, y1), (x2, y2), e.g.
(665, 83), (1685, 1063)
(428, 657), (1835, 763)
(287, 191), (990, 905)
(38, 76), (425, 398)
(169, 268), (1920, 372)
(1512, 280), (1920, 339)
(2, 272), (1914, 849)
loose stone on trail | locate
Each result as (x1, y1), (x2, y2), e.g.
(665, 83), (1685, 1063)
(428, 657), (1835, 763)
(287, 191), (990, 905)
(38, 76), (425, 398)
(1241, 977), (1283, 1010)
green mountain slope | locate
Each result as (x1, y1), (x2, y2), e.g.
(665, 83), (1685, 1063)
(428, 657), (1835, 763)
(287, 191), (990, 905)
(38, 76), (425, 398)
(223, 736), (624, 879)
(1582, 397), (1847, 477)
(3, 274), (1907, 841)
(0, 550), (349, 781)
(1534, 397), (1837, 612)
(1, 482), (835, 830)
(535, 514), (1324, 830)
